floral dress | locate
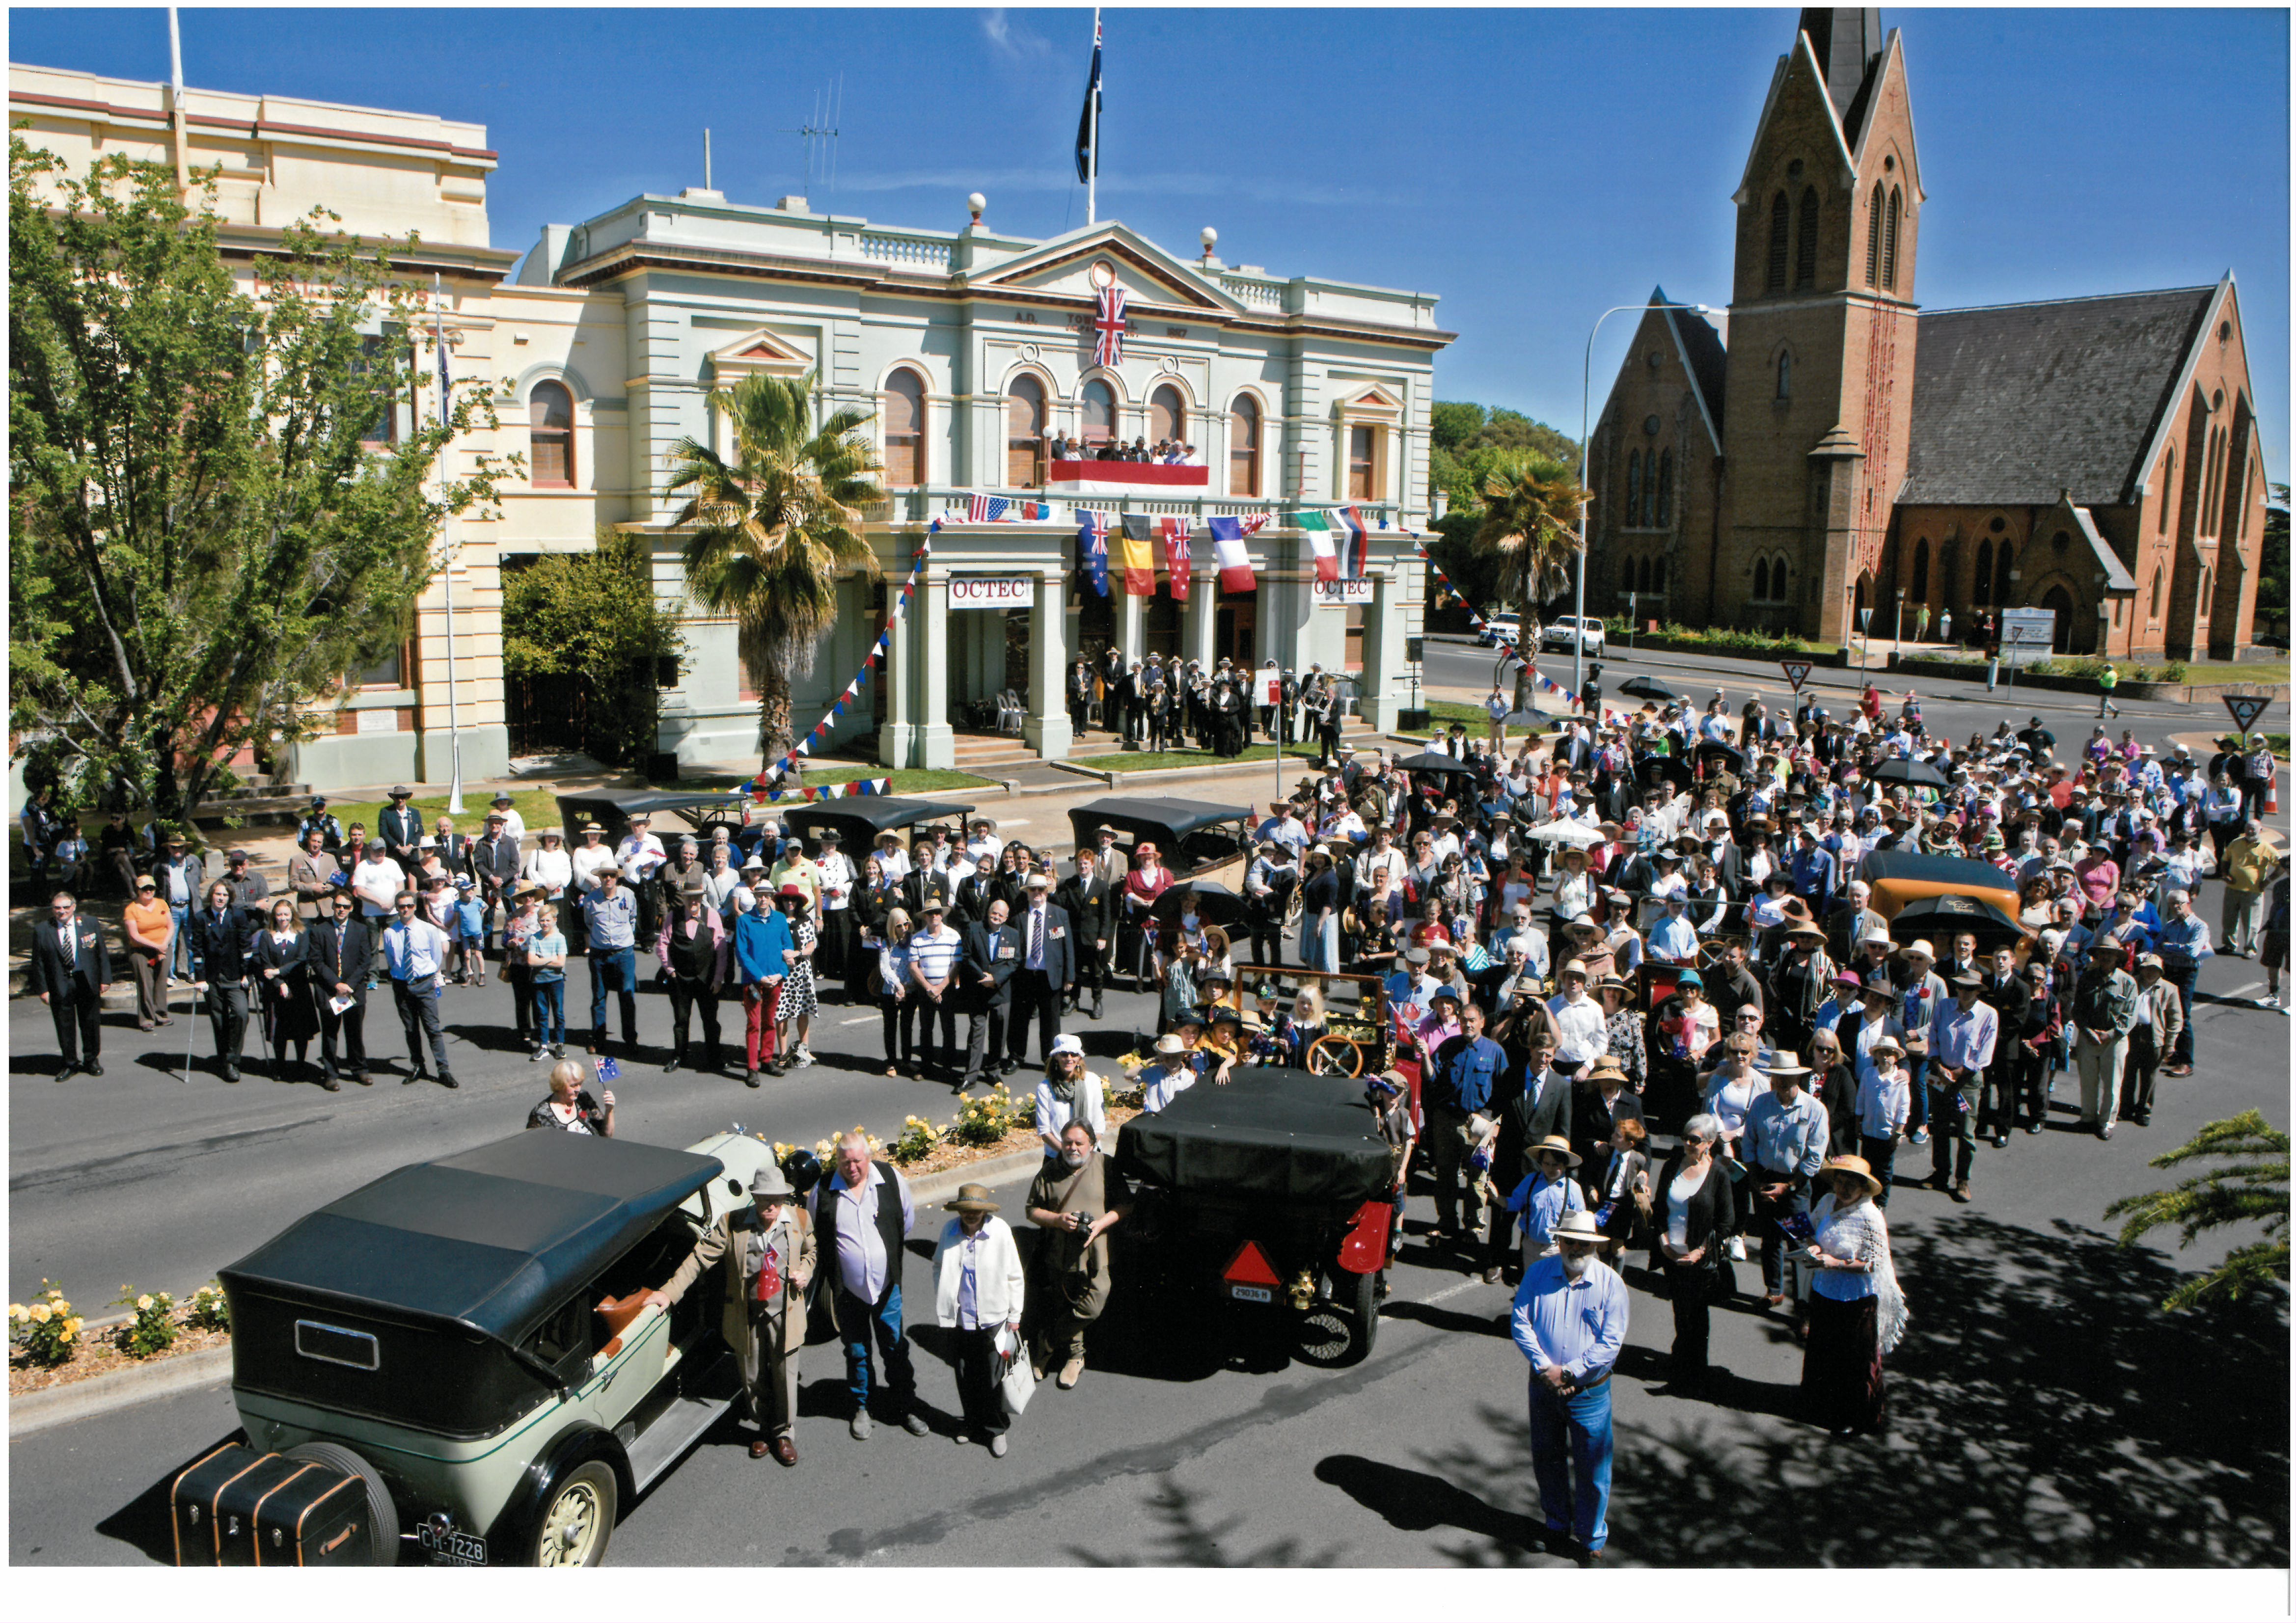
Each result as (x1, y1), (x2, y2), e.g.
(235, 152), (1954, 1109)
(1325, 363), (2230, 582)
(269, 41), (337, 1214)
(775, 917), (818, 1022)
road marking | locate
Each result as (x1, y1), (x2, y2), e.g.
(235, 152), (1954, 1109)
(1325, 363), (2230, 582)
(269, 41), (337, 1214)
(839, 1013), (875, 1025)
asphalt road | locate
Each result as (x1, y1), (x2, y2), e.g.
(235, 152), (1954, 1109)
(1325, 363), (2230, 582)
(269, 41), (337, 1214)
(11, 935), (2289, 1567)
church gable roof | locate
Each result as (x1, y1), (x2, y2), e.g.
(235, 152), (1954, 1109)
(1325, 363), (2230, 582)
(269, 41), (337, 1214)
(1898, 285), (2218, 508)
(1663, 298), (1729, 445)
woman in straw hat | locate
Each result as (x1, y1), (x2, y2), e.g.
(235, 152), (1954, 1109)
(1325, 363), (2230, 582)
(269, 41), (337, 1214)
(932, 1183), (1026, 1456)
(1800, 1154), (1908, 1436)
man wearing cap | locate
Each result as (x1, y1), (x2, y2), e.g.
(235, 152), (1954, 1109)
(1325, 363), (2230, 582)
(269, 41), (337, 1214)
(1743, 1053), (1828, 1300)
(485, 791), (525, 847)
(1006, 872), (1075, 1073)
(1511, 1208), (1625, 1566)
(809, 1132), (927, 1440)
(2071, 939), (2140, 1139)
(221, 848), (273, 934)
(580, 864), (642, 1055)
(1426, 999), (1509, 1248)
(651, 1160), (814, 1465)
(473, 812), (523, 958)
(657, 878), (728, 1073)
(295, 796), (344, 858)
(2118, 952), (2184, 1129)
(733, 871), (793, 1083)
(613, 814), (668, 950)
(1647, 892), (1699, 966)
(151, 834), (205, 981)
(377, 786), (422, 867)
(1927, 971), (1995, 1201)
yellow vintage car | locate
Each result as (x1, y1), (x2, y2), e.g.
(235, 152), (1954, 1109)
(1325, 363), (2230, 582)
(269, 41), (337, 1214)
(1862, 850), (2029, 955)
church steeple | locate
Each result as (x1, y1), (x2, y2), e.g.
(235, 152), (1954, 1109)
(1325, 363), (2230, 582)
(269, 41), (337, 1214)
(1800, 8), (1882, 121)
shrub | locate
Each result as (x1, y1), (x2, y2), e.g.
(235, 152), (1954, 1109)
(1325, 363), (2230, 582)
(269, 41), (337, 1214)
(952, 1085), (1027, 1147)
(888, 1115), (940, 1166)
(2161, 661), (2189, 683)
(8, 1281), (83, 1368)
(185, 1282), (231, 1333)
(111, 1287), (179, 1359)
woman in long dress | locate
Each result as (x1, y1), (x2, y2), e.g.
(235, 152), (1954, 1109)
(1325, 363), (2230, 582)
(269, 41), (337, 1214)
(252, 898), (321, 1083)
(1800, 1153), (1909, 1436)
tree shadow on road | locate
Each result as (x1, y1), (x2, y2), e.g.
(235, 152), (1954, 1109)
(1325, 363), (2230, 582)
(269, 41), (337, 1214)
(1384, 1215), (2288, 1566)
(1064, 1473), (1347, 1567)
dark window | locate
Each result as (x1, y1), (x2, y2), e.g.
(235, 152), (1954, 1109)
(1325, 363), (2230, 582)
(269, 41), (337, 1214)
(2201, 568), (2214, 618)
(1149, 384), (1184, 446)
(1229, 395), (1261, 497)
(1974, 540), (1993, 606)
(1007, 377), (1046, 487)
(883, 367), (925, 488)
(1865, 182), (1884, 287)
(1626, 451), (1641, 527)
(1883, 188), (1902, 291)
(1776, 352), (1792, 401)
(529, 381), (574, 487)
(2159, 449), (2175, 534)
(1995, 542), (2014, 606)
(1348, 425), (1376, 500)
(1754, 557), (1771, 599)
(1656, 449), (1672, 526)
(1912, 538), (1930, 602)
(353, 641), (409, 690)
(1651, 557), (1666, 593)
(1766, 191), (1790, 293)
(2149, 567), (2162, 620)
(1794, 187), (1819, 290)
(1080, 379), (1115, 446)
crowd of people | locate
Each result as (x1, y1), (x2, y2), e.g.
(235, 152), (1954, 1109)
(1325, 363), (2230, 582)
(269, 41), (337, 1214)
(1066, 646), (1353, 765)
(1043, 432), (1201, 466)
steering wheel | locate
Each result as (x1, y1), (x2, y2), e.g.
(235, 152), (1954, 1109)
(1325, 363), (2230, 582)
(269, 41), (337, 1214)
(1306, 1034), (1365, 1078)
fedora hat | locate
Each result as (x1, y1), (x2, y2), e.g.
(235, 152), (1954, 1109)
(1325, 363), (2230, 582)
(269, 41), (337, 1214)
(1153, 1032), (1187, 1056)
(748, 1163), (795, 1201)
(1765, 1049), (1813, 1081)
(1787, 923), (1827, 945)
(1821, 1155), (1883, 1198)
(1529, 1134), (1582, 1167)
(946, 1183), (1001, 1215)
(1552, 1210), (1603, 1244)
(1585, 1055), (1628, 1085)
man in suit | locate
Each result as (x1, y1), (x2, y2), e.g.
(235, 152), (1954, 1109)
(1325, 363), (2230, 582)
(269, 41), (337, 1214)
(958, 896), (1021, 1090)
(377, 785), (423, 867)
(1056, 850), (1114, 1020)
(951, 862), (998, 935)
(308, 893), (375, 1088)
(473, 812), (523, 957)
(650, 1161), (816, 1466)
(1695, 811), (1745, 897)
(902, 839), (959, 923)
(430, 814), (475, 885)
(1975, 943), (2030, 1146)
(1826, 879), (1887, 965)
(286, 825), (341, 924)
(1006, 872), (1076, 1071)
(29, 890), (113, 1078)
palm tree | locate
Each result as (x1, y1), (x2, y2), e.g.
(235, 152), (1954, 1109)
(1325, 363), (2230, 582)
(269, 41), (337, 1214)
(2105, 1109), (2289, 1311)
(663, 372), (884, 771)
(1472, 450), (1589, 711)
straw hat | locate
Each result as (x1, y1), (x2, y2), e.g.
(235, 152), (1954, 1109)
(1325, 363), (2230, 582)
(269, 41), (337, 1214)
(1821, 1155), (1884, 1198)
(1552, 1210), (1604, 1244)
(946, 1183), (1001, 1215)
(1529, 1134), (1581, 1168)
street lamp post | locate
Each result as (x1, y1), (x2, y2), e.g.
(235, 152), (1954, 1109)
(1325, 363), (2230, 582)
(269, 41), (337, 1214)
(1578, 301), (1711, 699)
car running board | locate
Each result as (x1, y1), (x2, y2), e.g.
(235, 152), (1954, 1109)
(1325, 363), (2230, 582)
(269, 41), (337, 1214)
(623, 1351), (740, 1494)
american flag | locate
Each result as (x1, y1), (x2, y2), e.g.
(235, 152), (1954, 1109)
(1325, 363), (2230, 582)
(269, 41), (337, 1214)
(1094, 283), (1127, 368)
(968, 493), (1012, 523)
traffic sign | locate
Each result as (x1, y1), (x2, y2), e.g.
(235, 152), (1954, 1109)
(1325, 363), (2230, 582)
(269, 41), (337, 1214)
(2223, 693), (2272, 736)
(1779, 659), (1813, 693)
(1858, 608), (1872, 635)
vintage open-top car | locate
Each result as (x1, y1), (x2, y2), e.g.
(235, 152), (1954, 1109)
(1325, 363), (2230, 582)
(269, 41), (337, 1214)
(216, 1127), (784, 1567)
(1066, 796), (1254, 887)
(778, 794), (978, 860)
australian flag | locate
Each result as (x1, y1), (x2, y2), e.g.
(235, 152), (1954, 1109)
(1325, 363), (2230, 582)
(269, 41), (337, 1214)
(1074, 13), (1103, 184)
(1078, 509), (1109, 597)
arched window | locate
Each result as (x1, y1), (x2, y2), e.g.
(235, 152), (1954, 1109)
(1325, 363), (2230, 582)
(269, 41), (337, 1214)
(1006, 376), (1045, 487)
(1794, 187), (1820, 291)
(1766, 191), (1790, 294)
(1776, 352), (1792, 401)
(1774, 552), (1792, 600)
(2203, 426), (2228, 536)
(2201, 568), (2215, 617)
(1754, 557), (1771, 600)
(1911, 537), (1930, 602)
(1656, 449), (1673, 526)
(1882, 187), (1902, 291)
(1149, 383), (1185, 447)
(528, 380), (574, 487)
(1995, 541), (2014, 606)
(1973, 539), (1993, 606)
(2159, 448), (2175, 533)
(1638, 557), (1653, 594)
(881, 367), (925, 488)
(1651, 557), (1667, 594)
(1865, 182), (1884, 287)
(1080, 378), (1115, 447)
(1228, 395), (1261, 497)
(1626, 452), (1642, 527)
(2148, 567), (2162, 620)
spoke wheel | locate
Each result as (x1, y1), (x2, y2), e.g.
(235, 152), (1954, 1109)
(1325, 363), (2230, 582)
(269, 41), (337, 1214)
(532, 1462), (616, 1568)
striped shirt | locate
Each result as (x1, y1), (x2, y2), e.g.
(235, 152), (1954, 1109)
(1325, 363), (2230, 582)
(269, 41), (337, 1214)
(907, 925), (962, 985)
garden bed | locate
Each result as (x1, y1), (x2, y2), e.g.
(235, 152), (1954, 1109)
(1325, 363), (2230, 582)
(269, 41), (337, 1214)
(10, 1323), (231, 1398)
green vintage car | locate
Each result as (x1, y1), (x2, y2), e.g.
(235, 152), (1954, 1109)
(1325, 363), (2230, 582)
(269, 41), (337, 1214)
(217, 1127), (784, 1567)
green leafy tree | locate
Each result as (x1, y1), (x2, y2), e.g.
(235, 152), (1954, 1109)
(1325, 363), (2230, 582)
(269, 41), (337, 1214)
(9, 135), (507, 829)
(2256, 486), (2288, 642)
(662, 372), (883, 770)
(1427, 401), (1581, 516)
(1473, 450), (1589, 613)
(2105, 1110), (2289, 1312)
(500, 527), (686, 765)
(1429, 401), (1486, 452)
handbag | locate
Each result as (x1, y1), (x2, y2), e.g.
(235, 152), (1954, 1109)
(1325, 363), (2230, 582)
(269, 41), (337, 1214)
(994, 1324), (1036, 1416)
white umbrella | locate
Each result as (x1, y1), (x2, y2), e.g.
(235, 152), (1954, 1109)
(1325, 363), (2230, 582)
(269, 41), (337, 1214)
(1520, 818), (1603, 848)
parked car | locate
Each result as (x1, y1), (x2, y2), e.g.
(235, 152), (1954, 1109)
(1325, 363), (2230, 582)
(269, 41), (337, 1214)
(778, 795), (978, 860)
(1538, 615), (1607, 656)
(1066, 797), (1254, 888)
(216, 1128), (785, 1567)
(1475, 614), (1521, 648)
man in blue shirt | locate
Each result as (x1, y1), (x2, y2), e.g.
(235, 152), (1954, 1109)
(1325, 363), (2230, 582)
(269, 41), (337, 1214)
(1511, 1210), (1627, 1565)
(2152, 888), (2213, 1076)
(1743, 1054), (1827, 1303)
(382, 890), (458, 1088)
(1425, 1001), (1507, 1247)
(581, 865), (642, 1056)
(1790, 823), (1838, 920)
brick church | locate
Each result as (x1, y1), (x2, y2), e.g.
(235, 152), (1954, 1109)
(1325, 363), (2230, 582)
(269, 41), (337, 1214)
(1587, 8), (2268, 659)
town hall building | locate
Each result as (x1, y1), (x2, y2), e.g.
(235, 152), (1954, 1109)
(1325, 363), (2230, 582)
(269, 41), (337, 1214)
(1587, 8), (2269, 661)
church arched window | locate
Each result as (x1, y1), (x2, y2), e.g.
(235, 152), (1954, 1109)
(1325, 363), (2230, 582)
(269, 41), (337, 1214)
(1626, 451), (1641, 528)
(1911, 537), (1930, 602)
(1767, 191), (1790, 294)
(1776, 351), (1792, 401)
(1882, 187), (1902, 291)
(1794, 187), (1820, 291)
(1866, 183), (1884, 287)
(2159, 448), (2175, 533)
(2148, 567), (2162, 620)
(1974, 539), (1993, 605)
(1652, 557), (1667, 594)
(1995, 541), (2015, 606)
(1655, 449), (1673, 526)
(1753, 557), (1771, 600)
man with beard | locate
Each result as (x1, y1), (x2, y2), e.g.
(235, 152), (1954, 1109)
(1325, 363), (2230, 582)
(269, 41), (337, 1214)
(1511, 1209), (1625, 1567)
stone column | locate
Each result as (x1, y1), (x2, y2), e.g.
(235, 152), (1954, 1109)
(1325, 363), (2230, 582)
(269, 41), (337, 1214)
(1359, 568), (1397, 730)
(917, 572), (955, 769)
(1024, 569), (1072, 759)
(1184, 574), (1217, 670)
(1117, 588), (1146, 665)
(879, 568), (917, 769)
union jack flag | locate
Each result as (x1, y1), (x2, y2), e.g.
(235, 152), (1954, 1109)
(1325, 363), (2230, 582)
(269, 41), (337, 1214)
(1094, 283), (1127, 368)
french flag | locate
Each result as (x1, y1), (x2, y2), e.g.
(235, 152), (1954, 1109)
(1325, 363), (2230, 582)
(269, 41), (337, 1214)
(1330, 506), (1370, 580)
(1208, 514), (1257, 594)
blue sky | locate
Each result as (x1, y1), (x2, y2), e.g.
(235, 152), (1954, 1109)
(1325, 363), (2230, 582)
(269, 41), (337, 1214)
(12, 7), (2290, 475)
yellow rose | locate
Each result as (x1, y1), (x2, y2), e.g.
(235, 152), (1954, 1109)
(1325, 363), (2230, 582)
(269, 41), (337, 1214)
(29, 1304), (52, 1325)
(136, 1295), (154, 1312)
(65, 1317), (82, 1333)
(8, 1304), (24, 1322)
(59, 1325), (76, 1343)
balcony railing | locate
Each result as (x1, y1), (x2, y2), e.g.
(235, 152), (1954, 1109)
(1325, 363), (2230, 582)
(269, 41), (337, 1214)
(853, 233), (954, 272)
(858, 486), (1411, 529)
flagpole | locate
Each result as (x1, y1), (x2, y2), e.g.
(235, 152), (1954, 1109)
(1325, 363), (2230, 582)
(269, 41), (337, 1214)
(1086, 8), (1100, 225)
(166, 8), (189, 198)
(434, 272), (465, 815)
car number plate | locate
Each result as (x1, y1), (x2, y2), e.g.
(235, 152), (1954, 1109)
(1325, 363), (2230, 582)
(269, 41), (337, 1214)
(418, 1524), (487, 1566)
(1229, 1284), (1273, 1303)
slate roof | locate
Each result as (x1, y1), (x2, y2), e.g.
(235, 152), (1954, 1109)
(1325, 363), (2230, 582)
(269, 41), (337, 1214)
(1671, 305), (1730, 438)
(1898, 285), (2216, 508)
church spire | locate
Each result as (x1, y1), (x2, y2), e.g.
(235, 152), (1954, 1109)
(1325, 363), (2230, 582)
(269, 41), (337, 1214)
(1799, 8), (1882, 117)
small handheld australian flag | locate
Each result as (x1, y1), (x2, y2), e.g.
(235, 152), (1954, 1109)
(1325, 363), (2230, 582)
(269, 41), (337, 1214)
(595, 1056), (621, 1083)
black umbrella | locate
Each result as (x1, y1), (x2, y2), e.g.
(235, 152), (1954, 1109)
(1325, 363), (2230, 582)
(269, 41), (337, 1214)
(1694, 739), (1747, 772)
(1619, 675), (1682, 703)
(1886, 894), (2030, 957)
(1637, 756), (1693, 794)
(1151, 880), (1253, 930)
(1867, 757), (1950, 789)
(1394, 750), (1481, 779)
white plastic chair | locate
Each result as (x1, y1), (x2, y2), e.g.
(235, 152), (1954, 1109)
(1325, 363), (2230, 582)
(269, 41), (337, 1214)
(997, 690), (1026, 735)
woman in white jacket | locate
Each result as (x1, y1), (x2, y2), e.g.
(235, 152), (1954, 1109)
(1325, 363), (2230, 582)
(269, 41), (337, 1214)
(933, 1183), (1027, 1456)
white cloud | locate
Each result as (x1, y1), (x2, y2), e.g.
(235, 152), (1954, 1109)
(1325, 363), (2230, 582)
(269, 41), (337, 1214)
(980, 9), (1051, 61)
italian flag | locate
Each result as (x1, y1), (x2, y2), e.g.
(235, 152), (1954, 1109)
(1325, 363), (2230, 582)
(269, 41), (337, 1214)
(1295, 510), (1338, 583)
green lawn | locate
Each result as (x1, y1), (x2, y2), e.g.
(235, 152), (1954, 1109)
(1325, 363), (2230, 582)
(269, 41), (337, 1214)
(317, 785), (565, 840)
(2180, 660), (2291, 686)
(2266, 733), (2290, 759)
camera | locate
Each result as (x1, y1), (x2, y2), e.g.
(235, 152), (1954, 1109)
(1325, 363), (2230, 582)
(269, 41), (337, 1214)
(1068, 1210), (1097, 1233)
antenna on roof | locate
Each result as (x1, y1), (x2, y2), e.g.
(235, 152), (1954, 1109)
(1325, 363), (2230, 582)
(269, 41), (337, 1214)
(704, 127), (712, 192)
(782, 78), (842, 214)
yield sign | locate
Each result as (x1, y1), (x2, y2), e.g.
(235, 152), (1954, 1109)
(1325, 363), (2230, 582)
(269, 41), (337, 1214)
(1779, 660), (1814, 693)
(2223, 693), (2272, 736)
